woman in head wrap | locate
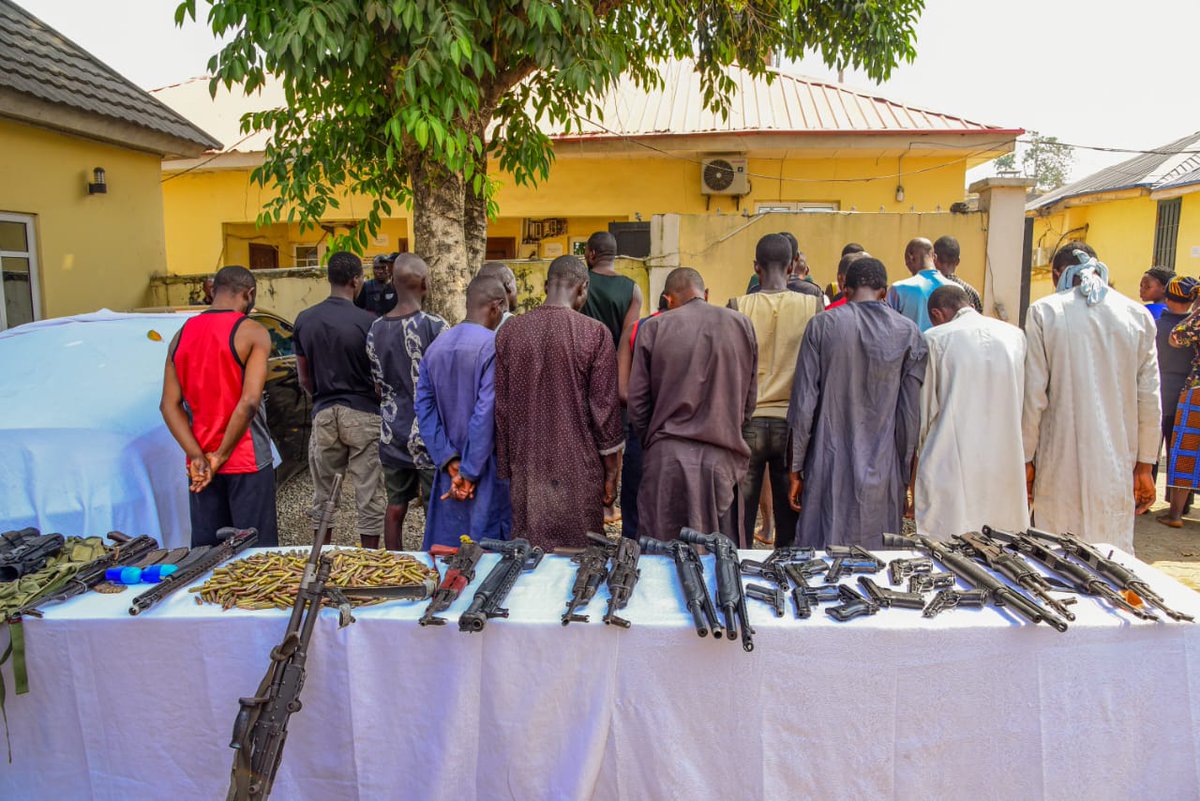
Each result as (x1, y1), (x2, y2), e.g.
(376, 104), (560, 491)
(1159, 275), (1200, 527)
(1140, 266), (1176, 320)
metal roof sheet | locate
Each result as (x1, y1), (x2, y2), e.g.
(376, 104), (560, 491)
(1029, 130), (1200, 210)
(0, 0), (220, 153)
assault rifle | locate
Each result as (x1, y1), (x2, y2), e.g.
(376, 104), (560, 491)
(130, 527), (258, 616)
(639, 536), (722, 638)
(419, 540), (484, 626)
(562, 533), (613, 625)
(679, 528), (754, 652)
(1025, 528), (1194, 622)
(599, 533), (641, 628)
(981, 526), (1156, 621)
(228, 475), (354, 801)
(458, 538), (544, 632)
(957, 531), (1078, 622)
(17, 531), (158, 616)
(0, 529), (64, 582)
(883, 532), (1069, 632)
(858, 576), (924, 610)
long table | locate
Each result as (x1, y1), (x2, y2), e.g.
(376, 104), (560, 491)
(2, 546), (1198, 800)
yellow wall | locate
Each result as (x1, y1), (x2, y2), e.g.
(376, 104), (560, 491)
(677, 211), (989, 307)
(0, 118), (168, 317)
(1029, 192), (1200, 300)
(162, 153), (972, 276)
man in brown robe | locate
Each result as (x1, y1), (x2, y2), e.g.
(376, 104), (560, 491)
(494, 256), (624, 549)
(628, 268), (758, 541)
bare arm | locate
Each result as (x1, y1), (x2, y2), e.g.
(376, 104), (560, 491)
(209, 322), (271, 473)
(296, 354), (314, 398)
(160, 331), (213, 492)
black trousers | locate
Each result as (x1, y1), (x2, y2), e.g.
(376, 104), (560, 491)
(189, 466), (278, 547)
(620, 421), (642, 539)
(738, 418), (798, 548)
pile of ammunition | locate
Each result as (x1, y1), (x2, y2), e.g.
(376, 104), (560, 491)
(191, 548), (437, 610)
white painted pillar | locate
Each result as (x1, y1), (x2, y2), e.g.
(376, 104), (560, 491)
(969, 177), (1034, 322)
(649, 213), (681, 305)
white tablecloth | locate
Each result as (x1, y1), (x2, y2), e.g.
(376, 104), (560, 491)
(1, 546), (1198, 800)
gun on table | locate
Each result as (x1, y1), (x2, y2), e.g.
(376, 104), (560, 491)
(825, 545), (886, 572)
(923, 587), (989, 618)
(883, 532), (1069, 632)
(639, 536), (722, 639)
(784, 567), (842, 619)
(982, 526), (1157, 621)
(598, 534), (641, 628)
(129, 527), (258, 616)
(16, 531), (158, 617)
(458, 538), (544, 632)
(562, 533), (614, 625)
(0, 529), (65, 582)
(228, 474), (354, 801)
(858, 576), (925, 609)
(957, 531), (1078, 622)
(908, 572), (956, 593)
(1025, 528), (1193, 622)
(741, 558), (790, 591)
(787, 558), (831, 581)
(888, 557), (933, 587)
(745, 583), (785, 617)
(419, 540), (484, 626)
(826, 584), (880, 621)
(679, 528), (754, 652)
(763, 547), (815, 564)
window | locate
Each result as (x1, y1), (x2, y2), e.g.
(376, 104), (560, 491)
(294, 245), (320, 268)
(1153, 197), (1182, 269)
(754, 202), (840, 214)
(0, 213), (40, 332)
(252, 312), (295, 359)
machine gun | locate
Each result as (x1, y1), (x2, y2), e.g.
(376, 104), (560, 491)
(887, 557), (933, 587)
(227, 475), (354, 801)
(858, 576), (925, 610)
(419, 539), (484, 626)
(1025, 528), (1193, 622)
(981, 526), (1157, 621)
(908, 572), (956, 594)
(957, 531), (1078, 622)
(0, 529), (65, 582)
(562, 533), (614, 625)
(458, 538), (544, 632)
(130, 528), (258, 616)
(679, 528), (754, 652)
(825, 584), (879, 621)
(883, 532), (1069, 632)
(639, 536), (722, 638)
(923, 587), (989, 618)
(599, 534), (641, 628)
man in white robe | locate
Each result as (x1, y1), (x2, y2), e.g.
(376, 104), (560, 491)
(1022, 243), (1161, 554)
(916, 285), (1029, 539)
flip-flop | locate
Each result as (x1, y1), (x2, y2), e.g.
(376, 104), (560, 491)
(1157, 515), (1184, 529)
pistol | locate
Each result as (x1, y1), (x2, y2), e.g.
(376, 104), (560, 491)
(922, 587), (989, 618)
(887, 557), (933, 586)
(745, 583), (785, 617)
(858, 576), (925, 609)
(908, 572), (956, 593)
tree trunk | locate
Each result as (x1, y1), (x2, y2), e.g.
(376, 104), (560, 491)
(407, 150), (470, 323)
(463, 110), (492, 273)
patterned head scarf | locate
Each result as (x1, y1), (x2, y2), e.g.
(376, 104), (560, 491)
(1056, 249), (1110, 306)
(1166, 276), (1200, 303)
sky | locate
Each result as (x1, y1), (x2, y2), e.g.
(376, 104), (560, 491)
(17, 0), (1200, 185)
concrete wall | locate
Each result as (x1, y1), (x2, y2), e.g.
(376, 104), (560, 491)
(0, 118), (168, 319)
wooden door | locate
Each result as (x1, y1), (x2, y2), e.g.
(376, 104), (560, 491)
(248, 243), (279, 270)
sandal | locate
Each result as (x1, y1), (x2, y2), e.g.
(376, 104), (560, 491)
(1157, 515), (1184, 529)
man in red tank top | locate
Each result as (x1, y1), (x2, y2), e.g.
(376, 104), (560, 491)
(160, 266), (278, 546)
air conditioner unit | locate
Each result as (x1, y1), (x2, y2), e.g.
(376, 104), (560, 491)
(701, 157), (750, 196)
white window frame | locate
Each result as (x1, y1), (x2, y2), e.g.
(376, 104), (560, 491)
(294, 243), (322, 268)
(0, 212), (41, 332)
(754, 201), (840, 214)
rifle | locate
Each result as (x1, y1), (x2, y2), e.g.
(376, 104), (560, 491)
(826, 584), (880, 621)
(562, 533), (614, 625)
(957, 531), (1078, 622)
(0, 529), (64, 582)
(598, 533), (641, 628)
(887, 557), (933, 587)
(228, 474), (354, 801)
(908, 572), (956, 593)
(129, 527), (258, 616)
(883, 532), (1070, 632)
(981, 526), (1157, 621)
(419, 540), (484, 626)
(679, 528), (754, 652)
(639, 536), (722, 638)
(923, 587), (989, 618)
(16, 531), (158, 617)
(858, 576), (925, 609)
(1025, 528), (1194, 622)
(458, 538), (544, 632)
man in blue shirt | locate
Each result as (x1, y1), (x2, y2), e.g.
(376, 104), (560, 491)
(887, 237), (950, 331)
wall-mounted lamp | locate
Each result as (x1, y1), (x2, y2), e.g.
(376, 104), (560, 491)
(88, 167), (107, 195)
(895, 184), (905, 203)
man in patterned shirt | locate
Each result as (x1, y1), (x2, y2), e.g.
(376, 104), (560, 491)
(367, 253), (448, 550)
(933, 236), (983, 314)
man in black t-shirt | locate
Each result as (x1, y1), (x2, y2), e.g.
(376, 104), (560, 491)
(294, 251), (386, 548)
(354, 253), (398, 315)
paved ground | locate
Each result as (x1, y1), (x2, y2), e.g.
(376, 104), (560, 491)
(275, 467), (1200, 591)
